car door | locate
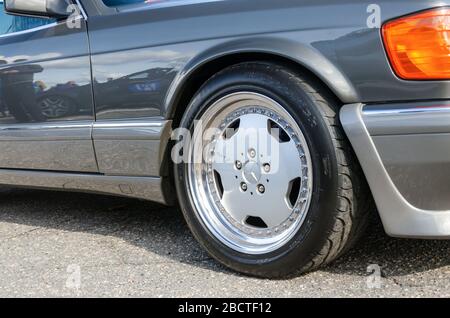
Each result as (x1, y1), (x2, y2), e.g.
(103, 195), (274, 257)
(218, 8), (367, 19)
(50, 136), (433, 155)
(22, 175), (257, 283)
(80, 0), (179, 177)
(0, 0), (98, 173)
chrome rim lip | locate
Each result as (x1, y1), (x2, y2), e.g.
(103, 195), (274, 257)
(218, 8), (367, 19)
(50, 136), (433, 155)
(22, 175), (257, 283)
(186, 92), (313, 255)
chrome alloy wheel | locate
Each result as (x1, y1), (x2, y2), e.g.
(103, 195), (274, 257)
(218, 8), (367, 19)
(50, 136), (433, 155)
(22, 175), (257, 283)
(187, 92), (313, 255)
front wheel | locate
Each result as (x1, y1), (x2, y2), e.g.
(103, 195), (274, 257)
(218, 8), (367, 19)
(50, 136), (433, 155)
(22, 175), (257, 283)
(174, 62), (371, 278)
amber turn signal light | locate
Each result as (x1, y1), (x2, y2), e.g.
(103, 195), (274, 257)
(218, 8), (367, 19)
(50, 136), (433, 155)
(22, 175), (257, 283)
(382, 7), (450, 80)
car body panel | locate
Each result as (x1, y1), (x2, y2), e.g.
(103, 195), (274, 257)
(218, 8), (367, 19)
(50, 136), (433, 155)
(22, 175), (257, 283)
(341, 103), (450, 238)
(0, 168), (167, 204)
(0, 13), (97, 172)
(361, 101), (450, 211)
(0, 121), (97, 172)
(92, 119), (172, 176)
(83, 0), (449, 120)
(81, 0), (450, 213)
(0, 0), (448, 237)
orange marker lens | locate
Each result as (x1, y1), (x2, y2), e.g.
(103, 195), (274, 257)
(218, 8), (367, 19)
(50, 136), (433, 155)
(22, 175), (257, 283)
(382, 8), (450, 80)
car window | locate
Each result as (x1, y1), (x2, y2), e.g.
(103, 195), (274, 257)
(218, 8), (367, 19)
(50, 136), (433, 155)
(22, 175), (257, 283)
(102, 0), (151, 7)
(0, 1), (56, 36)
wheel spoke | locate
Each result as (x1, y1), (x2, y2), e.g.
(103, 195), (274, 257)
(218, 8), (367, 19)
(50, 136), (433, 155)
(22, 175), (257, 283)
(272, 140), (303, 181)
(211, 162), (237, 195)
(239, 113), (269, 129)
(221, 184), (293, 228)
(221, 190), (250, 224)
(232, 114), (270, 155)
(257, 191), (293, 228)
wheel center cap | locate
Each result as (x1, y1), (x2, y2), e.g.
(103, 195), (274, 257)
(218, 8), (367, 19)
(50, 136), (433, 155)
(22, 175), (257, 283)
(242, 161), (261, 184)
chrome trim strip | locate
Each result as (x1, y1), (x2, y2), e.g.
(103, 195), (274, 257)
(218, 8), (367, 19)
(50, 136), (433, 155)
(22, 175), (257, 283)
(340, 103), (450, 238)
(0, 119), (166, 134)
(93, 119), (165, 128)
(362, 102), (450, 136)
(0, 121), (92, 131)
(363, 105), (450, 116)
(0, 21), (59, 39)
(74, 0), (88, 20)
(93, 119), (169, 140)
(94, 121), (165, 129)
(0, 169), (168, 204)
(0, 121), (93, 141)
(120, 0), (224, 13)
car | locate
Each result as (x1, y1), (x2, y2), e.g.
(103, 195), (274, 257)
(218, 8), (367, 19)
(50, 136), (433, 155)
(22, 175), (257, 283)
(0, 0), (448, 278)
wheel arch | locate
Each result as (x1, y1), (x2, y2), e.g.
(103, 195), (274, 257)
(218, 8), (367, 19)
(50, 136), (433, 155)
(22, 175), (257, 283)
(164, 37), (360, 125)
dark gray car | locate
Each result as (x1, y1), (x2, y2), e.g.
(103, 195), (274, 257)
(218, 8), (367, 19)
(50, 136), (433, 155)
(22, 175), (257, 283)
(0, 0), (448, 277)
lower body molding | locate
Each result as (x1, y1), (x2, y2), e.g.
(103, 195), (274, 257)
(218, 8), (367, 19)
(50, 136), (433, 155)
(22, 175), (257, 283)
(0, 168), (169, 205)
(341, 103), (450, 238)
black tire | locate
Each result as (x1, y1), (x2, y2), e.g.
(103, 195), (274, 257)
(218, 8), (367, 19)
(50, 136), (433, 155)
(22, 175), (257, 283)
(174, 62), (372, 278)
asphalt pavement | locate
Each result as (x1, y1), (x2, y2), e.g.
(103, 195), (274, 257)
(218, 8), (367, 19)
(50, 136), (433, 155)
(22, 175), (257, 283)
(0, 187), (448, 297)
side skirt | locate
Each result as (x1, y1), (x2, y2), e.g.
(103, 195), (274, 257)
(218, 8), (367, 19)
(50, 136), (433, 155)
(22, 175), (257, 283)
(0, 169), (170, 205)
